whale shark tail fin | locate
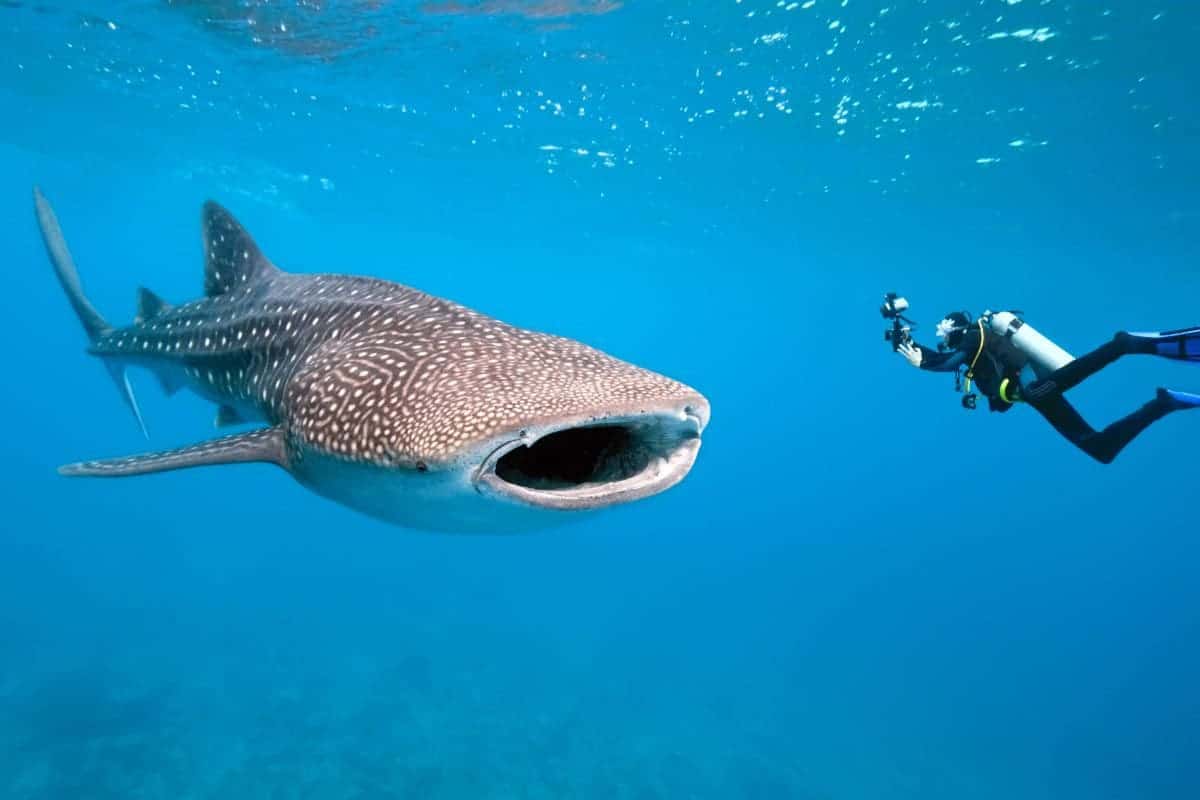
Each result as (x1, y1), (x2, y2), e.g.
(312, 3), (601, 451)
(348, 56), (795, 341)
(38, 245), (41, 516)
(34, 186), (148, 437)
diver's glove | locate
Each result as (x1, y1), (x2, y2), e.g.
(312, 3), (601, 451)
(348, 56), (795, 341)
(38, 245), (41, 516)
(897, 341), (923, 368)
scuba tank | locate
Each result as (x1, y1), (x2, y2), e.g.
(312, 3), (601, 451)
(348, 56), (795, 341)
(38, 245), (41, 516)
(987, 311), (1074, 379)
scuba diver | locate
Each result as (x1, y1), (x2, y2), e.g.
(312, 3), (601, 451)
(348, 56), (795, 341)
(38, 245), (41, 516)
(881, 293), (1200, 463)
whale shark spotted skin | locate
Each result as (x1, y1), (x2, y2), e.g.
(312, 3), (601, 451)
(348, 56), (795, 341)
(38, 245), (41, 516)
(36, 188), (710, 532)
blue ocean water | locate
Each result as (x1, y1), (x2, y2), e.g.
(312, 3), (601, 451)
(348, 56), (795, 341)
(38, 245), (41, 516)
(2, 1), (1199, 797)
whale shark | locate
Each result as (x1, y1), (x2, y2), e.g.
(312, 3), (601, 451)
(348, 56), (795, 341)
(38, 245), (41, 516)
(36, 188), (710, 532)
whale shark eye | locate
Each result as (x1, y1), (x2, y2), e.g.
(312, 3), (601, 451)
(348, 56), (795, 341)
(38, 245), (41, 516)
(416, 460), (428, 472)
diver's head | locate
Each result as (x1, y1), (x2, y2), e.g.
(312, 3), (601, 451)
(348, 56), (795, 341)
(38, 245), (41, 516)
(936, 311), (972, 350)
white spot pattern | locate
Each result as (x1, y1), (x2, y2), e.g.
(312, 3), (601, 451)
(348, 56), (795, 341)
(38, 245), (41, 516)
(92, 211), (703, 469)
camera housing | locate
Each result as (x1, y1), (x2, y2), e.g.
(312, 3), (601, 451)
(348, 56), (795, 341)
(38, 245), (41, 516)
(881, 292), (915, 350)
(880, 292), (909, 319)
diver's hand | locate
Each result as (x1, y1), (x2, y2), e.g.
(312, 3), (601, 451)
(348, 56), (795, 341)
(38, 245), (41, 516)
(897, 341), (923, 368)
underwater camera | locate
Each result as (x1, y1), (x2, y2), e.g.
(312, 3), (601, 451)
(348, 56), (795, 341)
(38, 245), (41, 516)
(881, 292), (914, 350)
(880, 292), (909, 319)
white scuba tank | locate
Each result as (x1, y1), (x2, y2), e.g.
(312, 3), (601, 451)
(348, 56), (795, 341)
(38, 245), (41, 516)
(987, 311), (1075, 376)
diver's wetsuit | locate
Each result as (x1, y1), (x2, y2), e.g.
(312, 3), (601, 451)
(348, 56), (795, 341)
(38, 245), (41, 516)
(915, 328), (1182, 464)
(914, 325), (1025, 414)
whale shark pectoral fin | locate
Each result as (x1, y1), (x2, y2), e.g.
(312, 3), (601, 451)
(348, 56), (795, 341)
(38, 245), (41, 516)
(59, 427), (288, 478)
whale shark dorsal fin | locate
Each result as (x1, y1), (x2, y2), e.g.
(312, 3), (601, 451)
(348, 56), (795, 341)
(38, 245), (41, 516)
(201, 201), (280, 297)
(135, 287), (172, 324)
(58, 427), (287, 477)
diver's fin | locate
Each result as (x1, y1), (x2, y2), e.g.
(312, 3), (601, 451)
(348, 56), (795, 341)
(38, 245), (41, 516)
(1130, 327), (1200, 362)
(214, 404), (246, 428)
(59, 427), (287, 478)
(202, 201), (281, 297)
(1158, 387), (1200, 411)
(35, 186), (147, 437)
(135, 287), (172, 324)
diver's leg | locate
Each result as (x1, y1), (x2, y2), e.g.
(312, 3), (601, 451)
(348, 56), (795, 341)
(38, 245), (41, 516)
(1024, 333), (1144, 399)
(1024, 326), (1200, 401)
(1027, 390), (1173, 464)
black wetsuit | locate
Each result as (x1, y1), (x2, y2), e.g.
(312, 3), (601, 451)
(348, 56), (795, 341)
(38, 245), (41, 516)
(916, 329), (1173, 464)
(915, 325), (1026, 413)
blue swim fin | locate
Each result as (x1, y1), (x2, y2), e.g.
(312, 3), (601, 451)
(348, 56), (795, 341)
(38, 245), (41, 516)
(1131, 327), (1200, 361)
(1157, 387), (1200, 411)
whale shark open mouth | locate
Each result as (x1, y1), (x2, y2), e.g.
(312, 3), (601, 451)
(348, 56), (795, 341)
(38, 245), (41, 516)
(476, 407), (706, 511)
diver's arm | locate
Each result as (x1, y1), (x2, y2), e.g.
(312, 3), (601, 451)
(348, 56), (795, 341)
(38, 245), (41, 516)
(897, 340), (966, 372)
(916, 344), (966, 372)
